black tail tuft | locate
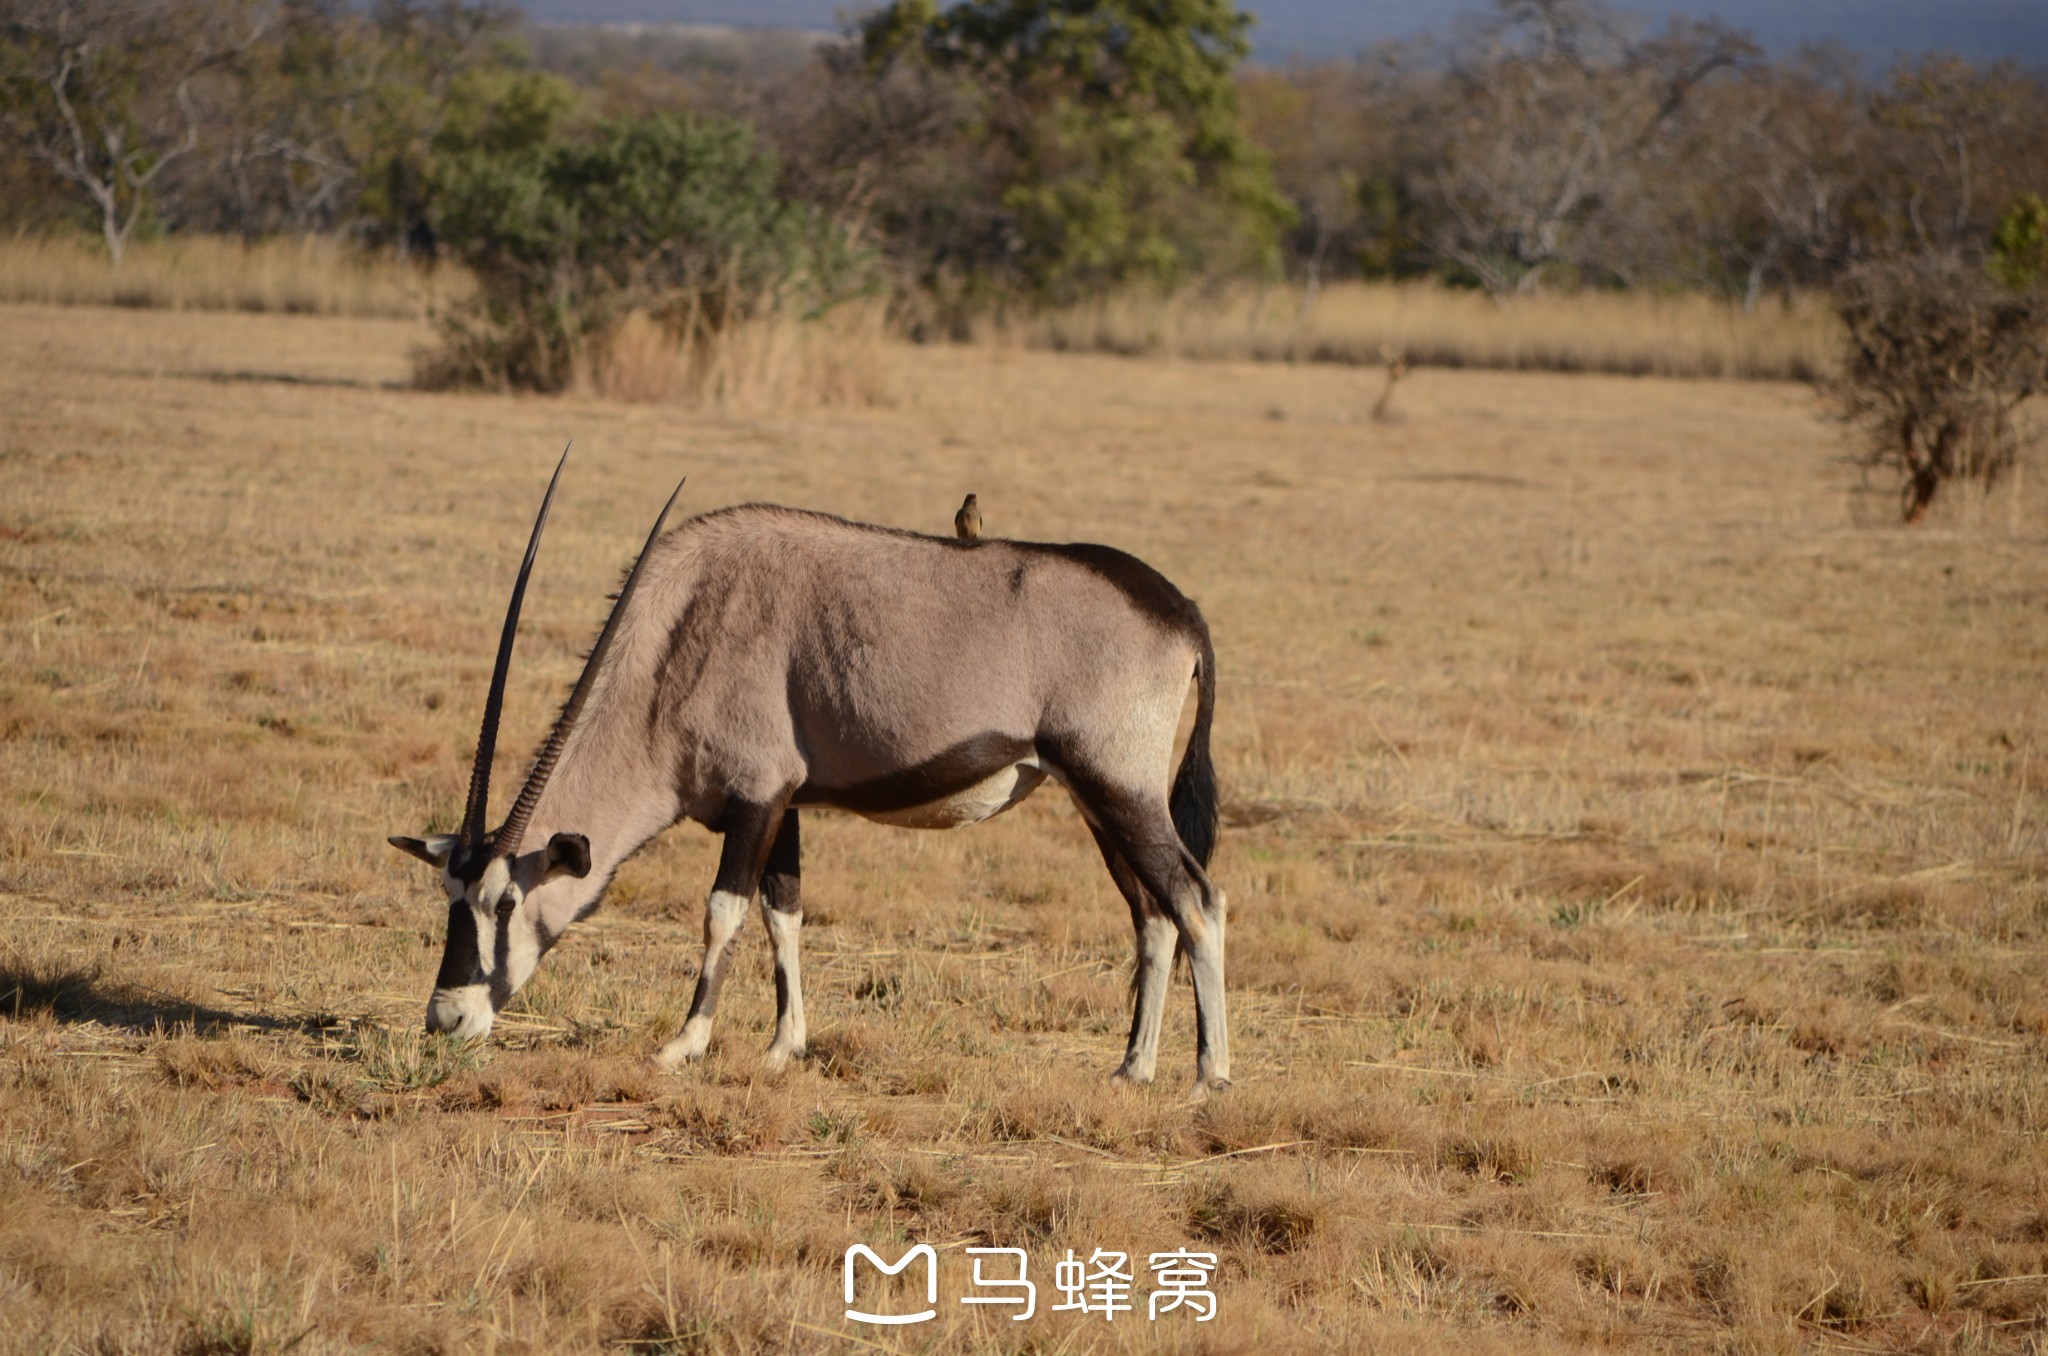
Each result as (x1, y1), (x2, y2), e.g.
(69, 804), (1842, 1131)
(1169, 632), (1219, 870)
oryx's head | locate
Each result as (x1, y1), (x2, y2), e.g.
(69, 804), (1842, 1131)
(389, 450), (682, 1040)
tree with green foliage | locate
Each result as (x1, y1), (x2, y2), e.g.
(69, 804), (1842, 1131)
(855, 0), (1290, 304)
(343, 1), (529, 252)
(206, 0), (520, 244)
(0, 0), (265, 261)
(1238, 62), (1428, 301)
(1990, 193), (2048, 292)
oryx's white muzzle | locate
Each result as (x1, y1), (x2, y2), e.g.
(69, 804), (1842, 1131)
(425, 984), (494, 1040)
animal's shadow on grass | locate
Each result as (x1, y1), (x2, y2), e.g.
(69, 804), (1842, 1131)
(104, 367), (404, 392)
(0, 963), (341, 1039)
(1389, 471), (1540, 489)
(200, 368), (406, 392)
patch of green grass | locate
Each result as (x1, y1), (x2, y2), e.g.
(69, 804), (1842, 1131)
(336, 1022), (487, 1091)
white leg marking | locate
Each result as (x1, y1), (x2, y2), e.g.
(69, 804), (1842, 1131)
(761, 902), (806, 1071)
(1191, 887), (1230, 1089)
(654, 890), (750, 1068)
(1113, 914), (1179, 1086)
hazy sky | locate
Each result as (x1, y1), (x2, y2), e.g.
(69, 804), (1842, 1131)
(519, 1), (2048, 67)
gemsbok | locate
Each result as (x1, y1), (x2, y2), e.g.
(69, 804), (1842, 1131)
(389, 453), (1229, 1088)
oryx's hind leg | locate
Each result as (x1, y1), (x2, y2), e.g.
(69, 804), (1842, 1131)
(758, 809), (806, 1070)
(1087, 823), (1178, 1087)
(1069, 781), (1230, 1090)
(655, 799), (786, 1069)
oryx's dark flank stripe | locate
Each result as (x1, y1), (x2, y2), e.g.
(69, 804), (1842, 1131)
(795, 733), (1037, 817)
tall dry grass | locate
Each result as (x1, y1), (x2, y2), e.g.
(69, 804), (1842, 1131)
(413, 303), (895, 411)
(1, 300), (2044, 1352)
(0, 235), (1837, 385)
(578, 302), (895, 410)
(0, 234), (461, 318)
(0, 234), (891, 410)
(996, 281), (1840, 382)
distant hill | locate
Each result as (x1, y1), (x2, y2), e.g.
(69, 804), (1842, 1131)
(1250, 1), (2048, 66)
(516, 0), (2048, 67)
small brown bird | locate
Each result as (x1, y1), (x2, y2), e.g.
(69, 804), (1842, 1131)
(954, 493), (982, 540)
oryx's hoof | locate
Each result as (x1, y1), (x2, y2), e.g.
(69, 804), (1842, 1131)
(651, 1036), (710, 1071)
(761, 1043), (807, 1073)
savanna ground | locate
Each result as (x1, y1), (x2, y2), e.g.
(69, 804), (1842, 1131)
(0, 300), (2044, 1354)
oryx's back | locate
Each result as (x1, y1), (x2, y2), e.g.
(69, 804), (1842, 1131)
(606, 507), (1204, 823)
(651, 507), (1196, 712)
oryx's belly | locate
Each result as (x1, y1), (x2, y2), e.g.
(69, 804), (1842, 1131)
(857, 761), (1048, 829)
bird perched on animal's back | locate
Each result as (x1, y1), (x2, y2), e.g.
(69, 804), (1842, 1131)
(955, 493), (982, 540)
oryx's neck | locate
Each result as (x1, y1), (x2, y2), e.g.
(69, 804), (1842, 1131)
(510, 666), (680, 926)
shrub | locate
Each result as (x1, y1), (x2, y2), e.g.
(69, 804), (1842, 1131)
(1826, 241), (2046, 522)
(419, 103), (867, 394)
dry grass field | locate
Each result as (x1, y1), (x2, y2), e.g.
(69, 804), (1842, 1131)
(0, 301), (2044, 1354)
(0, 238), (461, 320)
(0, 236), (1833, 384)
(991, 283), (1839, 383)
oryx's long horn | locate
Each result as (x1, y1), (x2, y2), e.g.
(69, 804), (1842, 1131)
(460, 445), (573, 854)
(494, 477), (685, 856)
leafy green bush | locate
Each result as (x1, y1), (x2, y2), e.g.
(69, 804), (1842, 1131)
(420, 97), (866, 393)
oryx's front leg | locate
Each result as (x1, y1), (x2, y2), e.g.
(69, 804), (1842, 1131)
(758, 809), (806, 1070)
(655, 800), (786, 1069)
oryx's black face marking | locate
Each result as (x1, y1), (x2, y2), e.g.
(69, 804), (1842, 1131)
(388, 445), (676, 1045)
(403, 834), (594, 1038)
(425, 868), (518, 1025)
(419, 850), (516, 1038)
(434, 898), (484, 991)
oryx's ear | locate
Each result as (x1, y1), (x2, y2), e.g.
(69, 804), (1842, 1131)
(389, 834), (460, 867)
(541, 832), (592, 882)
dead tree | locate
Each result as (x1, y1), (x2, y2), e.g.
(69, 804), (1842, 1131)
(1827, 249), (2045, 522)
(1371, 344), (1410, 422)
